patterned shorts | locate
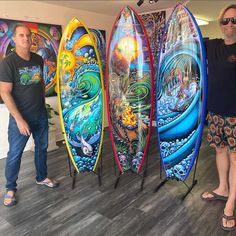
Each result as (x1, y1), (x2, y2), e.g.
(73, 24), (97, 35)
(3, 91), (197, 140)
(207, 112), (236, 152)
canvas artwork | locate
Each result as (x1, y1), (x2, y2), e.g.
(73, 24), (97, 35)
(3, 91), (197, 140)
(0, 18), (62, 102)
(139, 11), (166, 121)
(139, 11), (166, 73)
(89, 28), (106, 86)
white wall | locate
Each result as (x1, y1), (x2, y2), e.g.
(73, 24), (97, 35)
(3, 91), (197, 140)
(0, 106), (9, 158)
(0, 1), (114, 159)
(200, 20), (222, 39)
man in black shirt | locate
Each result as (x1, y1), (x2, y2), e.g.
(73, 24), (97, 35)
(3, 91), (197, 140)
(0, 24), (59, 207)
(200, 5), (236, 231)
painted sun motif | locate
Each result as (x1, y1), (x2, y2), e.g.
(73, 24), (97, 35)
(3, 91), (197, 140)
(115, 36), (140, 62)
(60, 51), (76, 70)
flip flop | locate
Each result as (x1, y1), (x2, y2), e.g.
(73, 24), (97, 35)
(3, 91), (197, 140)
(3, 193), (17, 207)
(221, 211), (236, 231)
(36, 178), (59, 188)
(200, 191), (228, 201)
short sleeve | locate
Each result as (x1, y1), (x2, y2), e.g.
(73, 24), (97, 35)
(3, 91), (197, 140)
(0, 59), (14, 83)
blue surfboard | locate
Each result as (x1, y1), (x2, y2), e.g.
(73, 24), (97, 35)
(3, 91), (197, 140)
(156, 3), (207, 181)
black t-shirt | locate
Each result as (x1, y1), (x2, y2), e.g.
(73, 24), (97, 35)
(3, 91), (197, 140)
(206, 39), (236, 117)
(0, 51), (45, 117)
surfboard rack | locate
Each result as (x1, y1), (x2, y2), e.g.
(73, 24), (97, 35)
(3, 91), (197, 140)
(154, 152), (199, 200)
(66, 145), (103, 189)
(70, 167), (102, 190)
(114, 153), (149, 191)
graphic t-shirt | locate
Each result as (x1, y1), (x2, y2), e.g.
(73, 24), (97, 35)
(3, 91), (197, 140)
(0, 51), (45, 117)
(19, 65), (42, 85)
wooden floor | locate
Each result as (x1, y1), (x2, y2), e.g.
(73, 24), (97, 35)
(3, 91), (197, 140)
(0, 127), (234, 236)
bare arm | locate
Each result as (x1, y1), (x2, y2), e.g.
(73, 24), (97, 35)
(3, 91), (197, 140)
(0, 81), (30, 136)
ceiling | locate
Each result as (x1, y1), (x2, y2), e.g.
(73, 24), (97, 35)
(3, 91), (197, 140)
(35, 0), (233, 22)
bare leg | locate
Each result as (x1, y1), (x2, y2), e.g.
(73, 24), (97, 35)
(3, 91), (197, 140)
(214, 147), (230, 195)
(222, 152), (236, 229)
(202, 147), (229, 199)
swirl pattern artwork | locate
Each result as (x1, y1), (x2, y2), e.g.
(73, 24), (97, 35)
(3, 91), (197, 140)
(156, 3), (207, 181)
(0, 18), (61, 97)
(57, 18), (104, 172)
(107, 6), (154, 174)
(89, 29), (106, 85)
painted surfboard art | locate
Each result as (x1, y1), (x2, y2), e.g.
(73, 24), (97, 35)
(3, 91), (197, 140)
(156, 3), (207, 181)
(106, 6), (154, 174)
(57, 18), (105, 172)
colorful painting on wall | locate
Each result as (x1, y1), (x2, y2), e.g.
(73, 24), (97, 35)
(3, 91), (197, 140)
(139, 11), (166, 73)
(139, 11), (165, 121)
(89, 28), (106, 86)
(0, 18), (62, 102)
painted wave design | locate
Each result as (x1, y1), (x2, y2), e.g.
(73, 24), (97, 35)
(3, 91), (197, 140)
(59, 20), (103, 172)
(108, 6), (152, 173)
(156, 5), (205, 181)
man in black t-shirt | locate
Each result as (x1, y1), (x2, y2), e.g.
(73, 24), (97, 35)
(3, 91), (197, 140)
(200, 5), (236, 232)
(0, 24), (59, 207)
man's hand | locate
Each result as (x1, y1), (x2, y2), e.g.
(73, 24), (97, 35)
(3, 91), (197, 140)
(16, 118), (31, 136)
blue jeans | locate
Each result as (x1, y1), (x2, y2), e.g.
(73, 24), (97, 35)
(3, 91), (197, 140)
(5, 109), (49, 191)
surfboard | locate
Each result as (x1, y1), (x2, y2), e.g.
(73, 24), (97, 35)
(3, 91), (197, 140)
(106, 6), (154, 174)
(156, 3), (207, 181)
(57, 18), (105, 172)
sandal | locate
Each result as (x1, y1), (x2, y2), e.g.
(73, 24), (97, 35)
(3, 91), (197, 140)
(3, 192), (17, 207)
(36, 178), (59, 188)
(221, 211), (236, 231)
(201, 191), (228, 201)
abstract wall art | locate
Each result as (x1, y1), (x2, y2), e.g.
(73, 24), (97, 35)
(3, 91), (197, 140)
(0, 18), (62, 100)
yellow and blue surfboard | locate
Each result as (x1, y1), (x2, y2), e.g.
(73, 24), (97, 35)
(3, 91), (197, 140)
(57, 18), (105, 172)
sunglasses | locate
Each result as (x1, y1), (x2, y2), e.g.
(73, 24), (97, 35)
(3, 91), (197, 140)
(221, 17), (236, 25)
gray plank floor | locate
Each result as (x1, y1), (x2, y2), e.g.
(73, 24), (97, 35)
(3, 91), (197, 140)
(0, 127), (234, 236)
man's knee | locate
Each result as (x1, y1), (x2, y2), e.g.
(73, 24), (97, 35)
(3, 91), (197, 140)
(229, 152), (236, 162)
(216, 146), (228, 155)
